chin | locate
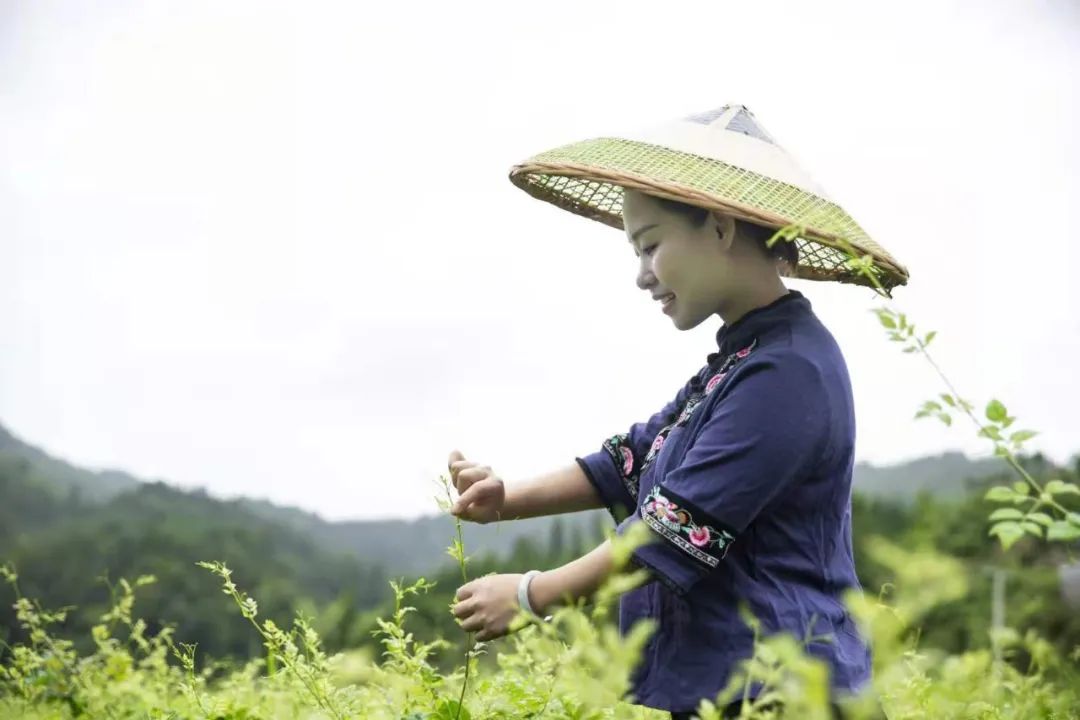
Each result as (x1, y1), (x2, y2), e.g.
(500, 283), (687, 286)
(670, 310), (706, 332)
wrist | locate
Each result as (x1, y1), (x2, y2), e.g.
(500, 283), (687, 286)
(500, 484), (522, 520)
(526, 569), (557, 616)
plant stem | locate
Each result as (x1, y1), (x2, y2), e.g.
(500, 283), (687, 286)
(819, 231), (1063, 513)
(440, 476), (474, 720)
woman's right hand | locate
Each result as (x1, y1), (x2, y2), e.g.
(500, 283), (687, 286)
(447, 449), (507, 524)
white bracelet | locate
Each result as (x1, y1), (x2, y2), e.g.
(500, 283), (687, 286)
(517, 570), (542, 616)
(518, 570), (554, 623)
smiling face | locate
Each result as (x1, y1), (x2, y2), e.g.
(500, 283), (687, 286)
(622, 188), (787, 330)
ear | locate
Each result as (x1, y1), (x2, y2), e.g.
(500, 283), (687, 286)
(710, 211), (737, 252)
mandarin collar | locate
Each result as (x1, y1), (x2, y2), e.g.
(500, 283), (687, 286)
(710, 289), (810, 361)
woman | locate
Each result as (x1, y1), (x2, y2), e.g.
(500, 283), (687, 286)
(448, 104), (905, 718)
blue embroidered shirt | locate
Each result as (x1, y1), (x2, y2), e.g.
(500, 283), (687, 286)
(575, 290), (872, 713)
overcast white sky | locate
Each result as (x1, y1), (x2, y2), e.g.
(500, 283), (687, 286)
(2, 0), (1078, 522)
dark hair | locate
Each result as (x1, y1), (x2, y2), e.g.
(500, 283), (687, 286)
(654, 196), (799, 271)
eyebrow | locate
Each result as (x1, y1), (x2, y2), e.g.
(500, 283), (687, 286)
(628, 223), (659, 248)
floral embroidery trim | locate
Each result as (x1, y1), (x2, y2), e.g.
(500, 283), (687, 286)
(638, 338), (760, 478)
(642, 422), (675, 470)
(602, 433), (640, 499)
(640, 485), (736, 568)
(675, 395), (703, 427)
(704, 338), (758, 396)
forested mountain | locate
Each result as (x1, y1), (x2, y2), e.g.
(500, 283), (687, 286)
(3, 419), (1078, 668)
(2, 421), (1041, 576)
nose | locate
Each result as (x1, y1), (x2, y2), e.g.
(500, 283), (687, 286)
(636, 261), (655, 291)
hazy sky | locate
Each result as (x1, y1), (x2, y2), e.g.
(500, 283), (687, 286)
(2, 0), (1078, 521)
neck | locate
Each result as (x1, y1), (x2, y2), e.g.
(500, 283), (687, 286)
(717, 278), (786, 323)
(716, 275), (789, 326)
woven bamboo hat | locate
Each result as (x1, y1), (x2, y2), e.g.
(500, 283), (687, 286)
(509, 104), (908, 292)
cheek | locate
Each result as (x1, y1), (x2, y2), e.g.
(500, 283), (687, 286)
(652, 249), (684, 289)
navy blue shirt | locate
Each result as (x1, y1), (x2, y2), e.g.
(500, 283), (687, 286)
(576, 290), (871, 713)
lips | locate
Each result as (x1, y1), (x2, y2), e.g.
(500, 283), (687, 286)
(658, 294), (676, 313)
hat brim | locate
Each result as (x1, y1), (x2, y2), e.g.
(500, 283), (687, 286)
(509, 137), (909, 292)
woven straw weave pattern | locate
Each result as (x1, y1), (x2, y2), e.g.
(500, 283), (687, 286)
(510, 137), (908, 291)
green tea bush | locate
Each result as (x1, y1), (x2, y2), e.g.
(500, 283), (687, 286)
(2, 517), (1078, 719)
(2, 227), (1078, 718)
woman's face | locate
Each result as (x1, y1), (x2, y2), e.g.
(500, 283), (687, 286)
(622, 189), (735, 331)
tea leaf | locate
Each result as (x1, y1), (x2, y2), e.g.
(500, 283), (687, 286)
(1009, 430), (1038, 445)
(1047, 521), (1080, 542)
(989, 521), (1025, 550)
(1046, 480), (1080, 496)
(1020, 521), (1043, 538)
(985, 400), (1007, 423)
(1026, 512), (1054, 528)
(984, 486), (1015, 503)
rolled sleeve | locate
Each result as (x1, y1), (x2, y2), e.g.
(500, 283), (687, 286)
(577, 376), (698, 524)
(617, 357), (829, 595)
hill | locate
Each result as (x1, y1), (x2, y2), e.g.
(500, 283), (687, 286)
(1, 421), (1038, 577)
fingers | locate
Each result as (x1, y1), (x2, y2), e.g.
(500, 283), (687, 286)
(453, 591), (485, 633)
(447, 450), (466, 487)
(453, 599), (487, 635)
(461, 614), (485, 634)
(451, 465), (494, 498)
(456, 466), (490, 488)
(448, 450), (465, 473)
(451, 479), (497, 516)
(452, 596), (477, 619)
(448, 460), (477, 491)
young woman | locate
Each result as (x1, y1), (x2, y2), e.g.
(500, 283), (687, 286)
(448, 104), (906, 719)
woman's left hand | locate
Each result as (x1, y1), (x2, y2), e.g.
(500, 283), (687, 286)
(452, 573), (527, 642)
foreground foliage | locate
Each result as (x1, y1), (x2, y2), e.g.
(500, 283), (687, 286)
(1, 522), (1078, 719)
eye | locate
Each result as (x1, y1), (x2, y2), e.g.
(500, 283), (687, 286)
(642, 244), (658, 257)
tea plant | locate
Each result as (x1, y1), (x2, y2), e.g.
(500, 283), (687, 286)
(767, 226), (1080, 553)
(0, 226), (1076, 718)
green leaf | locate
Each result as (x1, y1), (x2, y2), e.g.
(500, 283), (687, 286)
(1047, 522), (1080, 542)
(902, 346), (919, 354)
(989, 521), (1025, 550)
(985, 399), (1007, 423)
(1009, 429), (1038, 445)
(938, 413), (953, 427)
(1021, 521), (1044, 537)
(988, 508), (1023, 521)
(1046, 480), (1080, 496)
(940, 394), (956, 408)
(432, 699), (472, 720)
(1012, 481), (1030, 496)
(985, 486), (1016, 503)
(923, 331), (937, 346)
(923, 400), (943, 412)
(1068, 512), (1080, 527)
(876, 312), (896, 329)
(978, 426), (1003, 441)
(1026, 512), (1054, 527)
